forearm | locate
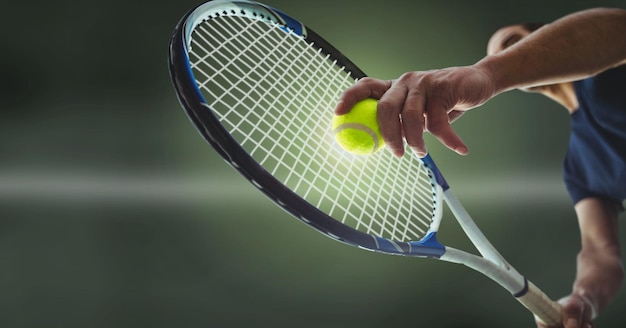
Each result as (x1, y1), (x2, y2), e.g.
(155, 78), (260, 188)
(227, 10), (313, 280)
(476, 8), (626, 94)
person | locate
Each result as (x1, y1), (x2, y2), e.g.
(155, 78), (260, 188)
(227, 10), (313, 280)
(334, 7), (626, 328)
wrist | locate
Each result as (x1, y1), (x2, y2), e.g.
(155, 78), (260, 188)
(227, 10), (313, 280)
(474, 55), (517, 95)
(575, 248), (624, 313)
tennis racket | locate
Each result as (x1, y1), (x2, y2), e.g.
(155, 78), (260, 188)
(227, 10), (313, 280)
(168, 0), (561, 325)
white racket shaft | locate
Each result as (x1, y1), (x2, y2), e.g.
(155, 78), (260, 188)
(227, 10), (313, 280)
(440, 189), (561, 326)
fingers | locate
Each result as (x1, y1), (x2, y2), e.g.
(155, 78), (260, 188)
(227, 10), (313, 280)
(424, 99), (469, 155)
(563, 298), (581, 327)
(377, 80), (411, 157)
(399, 75), (468, 157)
(336, 77), (410, 157)
(395, 87), (426, 157)
(448, 110), (466, 123)
(334, 78), (391, 115)
(554, 295), (595, 328)
(334, 73), (470, 157)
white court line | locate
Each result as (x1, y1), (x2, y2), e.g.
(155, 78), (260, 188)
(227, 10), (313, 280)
(0, 170), (569, 205)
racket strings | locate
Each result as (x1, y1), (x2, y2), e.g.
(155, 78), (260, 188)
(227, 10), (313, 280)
(194, 19), (342, 180)
(189, 15), (438, 242)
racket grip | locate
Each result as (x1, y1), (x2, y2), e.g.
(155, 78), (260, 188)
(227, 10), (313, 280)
(516, 280), (561, 326)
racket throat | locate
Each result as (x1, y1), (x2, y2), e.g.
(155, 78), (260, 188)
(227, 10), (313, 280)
(442, 190), (513, 267)
(406, 231), (446, 257)
(440, 247), (527, 295)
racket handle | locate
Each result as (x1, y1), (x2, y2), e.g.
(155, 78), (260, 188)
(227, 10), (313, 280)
(516, 280), (562, 326)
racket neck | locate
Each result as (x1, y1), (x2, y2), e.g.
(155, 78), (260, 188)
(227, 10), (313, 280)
(441, 247), (526, 295)
(443, 189), (513, 268)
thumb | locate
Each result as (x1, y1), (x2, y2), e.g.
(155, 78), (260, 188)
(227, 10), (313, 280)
(559, 295), (595, 328)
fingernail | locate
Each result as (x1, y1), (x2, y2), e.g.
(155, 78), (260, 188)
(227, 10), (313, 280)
(566, 318), (577, 328)
(334, 97), (343, 108)
(389, 147), (404, 158)
(411, 148), (427, 158)
(455, 146), (468, 155)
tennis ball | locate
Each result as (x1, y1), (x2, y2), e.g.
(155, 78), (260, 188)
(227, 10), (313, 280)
(332, 98), (384, 155)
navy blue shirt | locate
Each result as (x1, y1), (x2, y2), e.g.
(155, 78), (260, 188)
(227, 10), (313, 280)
(563, 65), (626, 208)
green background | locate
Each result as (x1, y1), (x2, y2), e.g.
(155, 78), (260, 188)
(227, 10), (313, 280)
(2, 0), (626, 327)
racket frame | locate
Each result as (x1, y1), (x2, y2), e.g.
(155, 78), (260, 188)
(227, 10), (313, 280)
(169, 0), (446, 257)
(168, 1), (562, 325)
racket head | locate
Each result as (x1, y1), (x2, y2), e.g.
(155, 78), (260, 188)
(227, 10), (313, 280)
(168, 0), (447, 257)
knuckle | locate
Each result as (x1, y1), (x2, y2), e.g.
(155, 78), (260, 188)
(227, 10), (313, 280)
(377, 98), (393, 112)
(378, 100), (403, 117)
(357, 77), (376, 85)
(425, 120), (449, 135)
(401, 107), (421, 120)
(356, 77), (387, 90)
(398, 71), (420, 84)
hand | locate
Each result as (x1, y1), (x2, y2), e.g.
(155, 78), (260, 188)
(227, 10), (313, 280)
(334, 66), (497, 157)
(536, 206), (624, 328)
(536, 294), (596, 328)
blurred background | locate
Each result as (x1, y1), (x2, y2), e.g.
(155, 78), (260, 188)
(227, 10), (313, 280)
(1, 0), (626, 327)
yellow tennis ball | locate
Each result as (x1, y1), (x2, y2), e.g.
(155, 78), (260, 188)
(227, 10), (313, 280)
(332, 98), (384, 155)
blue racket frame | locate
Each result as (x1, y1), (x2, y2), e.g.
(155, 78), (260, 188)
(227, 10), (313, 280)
(168, 0), (447, 258)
